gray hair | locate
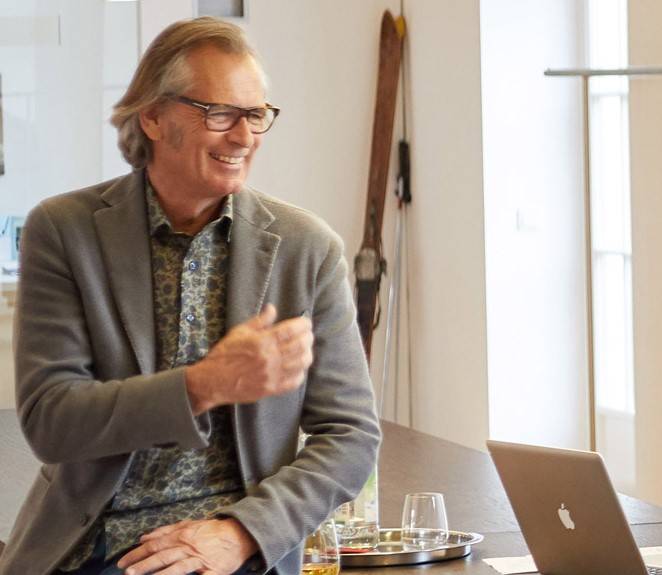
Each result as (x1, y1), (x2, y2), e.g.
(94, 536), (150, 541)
(111, 17), (267, 169)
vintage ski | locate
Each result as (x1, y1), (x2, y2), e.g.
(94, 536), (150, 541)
(355, 10), (405, 362)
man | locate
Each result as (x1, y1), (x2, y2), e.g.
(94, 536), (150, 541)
(0, 17), (380, 575)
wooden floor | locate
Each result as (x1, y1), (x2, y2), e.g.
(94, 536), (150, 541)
(0, 409), (40, 543)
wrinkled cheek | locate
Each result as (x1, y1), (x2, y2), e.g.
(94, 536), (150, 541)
(164, 121), (185, 151)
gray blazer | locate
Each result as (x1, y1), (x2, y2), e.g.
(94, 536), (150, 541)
(1, 171), (381, 575)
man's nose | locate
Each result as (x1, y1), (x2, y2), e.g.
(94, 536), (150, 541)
(227, 117), (254, 147)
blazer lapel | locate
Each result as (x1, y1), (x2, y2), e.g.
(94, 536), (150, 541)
(94, 171), (156, 374)
(92, 181), (279, 373)
(226, 189), (281, 329)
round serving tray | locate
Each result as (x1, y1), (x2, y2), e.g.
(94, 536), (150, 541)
(340, 529), (484, 568)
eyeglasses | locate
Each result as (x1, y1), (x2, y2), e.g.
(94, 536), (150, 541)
(174, 96), (280, 134)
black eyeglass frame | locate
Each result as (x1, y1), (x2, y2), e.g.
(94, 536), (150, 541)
(174, 95), (280, 134)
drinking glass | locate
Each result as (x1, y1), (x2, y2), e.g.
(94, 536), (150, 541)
(301, 519), (341, 575)
(401, 492), (449, 550)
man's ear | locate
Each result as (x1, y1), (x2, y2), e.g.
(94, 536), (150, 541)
(139, 105), (163, 142)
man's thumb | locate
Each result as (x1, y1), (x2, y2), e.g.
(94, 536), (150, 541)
(245, 303), (277, 330)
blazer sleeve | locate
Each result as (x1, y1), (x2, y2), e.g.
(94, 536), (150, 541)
(219, 231), (382, 571)
(14, 202), (212, 464)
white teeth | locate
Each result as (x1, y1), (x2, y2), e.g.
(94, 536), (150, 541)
(210, 153), (244, 164)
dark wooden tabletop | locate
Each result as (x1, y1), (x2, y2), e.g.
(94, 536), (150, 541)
(378, 420), (662, 531)
(343, 525), (662, 575)
(2, 411), (662, 573)
(359, 420), (662, 574)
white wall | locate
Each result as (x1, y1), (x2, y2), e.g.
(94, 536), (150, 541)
(244, 0), (398, 262)
(0, 0), (136, 214)
(139, 0), (193, 53)
(629, 0), (662, 506)
(481, 0), (590, 449)
(102, 1), (139, 180)
(390, 0), (488, 449)
(0, 0), (105, 214)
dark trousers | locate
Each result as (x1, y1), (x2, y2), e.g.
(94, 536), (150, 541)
(54, 532), (255, 575)
(53, 534), (126, 575)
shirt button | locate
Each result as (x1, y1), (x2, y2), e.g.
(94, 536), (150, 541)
(188, 261), (199, 271)
(185, 313), (196, 323)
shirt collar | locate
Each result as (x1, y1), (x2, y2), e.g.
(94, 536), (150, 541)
(145, 179), (234, 242)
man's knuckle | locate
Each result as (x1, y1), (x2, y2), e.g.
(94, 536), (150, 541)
(294, 339), (306, 355)
(180, 526), (197, 544)
(186, 557), (205, 572)
(155, 552), (171, 567)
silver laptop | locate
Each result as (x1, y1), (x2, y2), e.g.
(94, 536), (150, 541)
(487, 439), (662, 575)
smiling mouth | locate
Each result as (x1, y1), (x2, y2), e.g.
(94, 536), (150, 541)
(210, 152), (245, 165)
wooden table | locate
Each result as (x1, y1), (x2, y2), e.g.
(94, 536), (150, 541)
(3, 411), (662, 573)
(362, 420), (662, 574)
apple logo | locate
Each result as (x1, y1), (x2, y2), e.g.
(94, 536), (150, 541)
(558, 503), (575, 530)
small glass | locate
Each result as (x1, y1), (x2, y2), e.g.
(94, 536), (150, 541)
(334, 469), (380, 552)
(401, 492), (449, 550)
(301, 519), (341, 575)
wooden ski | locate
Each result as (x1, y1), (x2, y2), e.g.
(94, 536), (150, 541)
(355, 10), (405, 362)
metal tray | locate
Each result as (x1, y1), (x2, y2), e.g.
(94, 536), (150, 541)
(340, 529), (483, 568)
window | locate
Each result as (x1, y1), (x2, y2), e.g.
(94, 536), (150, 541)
(587, 0), (635, 414)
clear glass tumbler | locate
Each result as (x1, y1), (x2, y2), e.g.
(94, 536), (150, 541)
(401, 492), (449, 550)
(301, 519), (341, 575)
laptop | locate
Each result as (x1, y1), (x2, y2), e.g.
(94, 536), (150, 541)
(487, 439), (662, 575)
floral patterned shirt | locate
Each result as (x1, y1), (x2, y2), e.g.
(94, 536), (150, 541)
(59, 183), (244, 569)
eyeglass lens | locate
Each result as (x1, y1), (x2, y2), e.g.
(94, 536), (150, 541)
(206, 106), (276, 133)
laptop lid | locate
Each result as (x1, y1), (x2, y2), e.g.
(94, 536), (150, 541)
(487, 439), (647, 575)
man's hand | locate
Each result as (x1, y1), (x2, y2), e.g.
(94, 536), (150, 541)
(185, 304), (314, 415)
(116, 518), (258, 575)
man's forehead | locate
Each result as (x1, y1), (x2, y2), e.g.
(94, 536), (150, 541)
(184, 46), (266, 103)
(186, 46), (261, 81)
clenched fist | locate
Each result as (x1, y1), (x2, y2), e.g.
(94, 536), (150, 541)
(185, 304), (313, 415)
